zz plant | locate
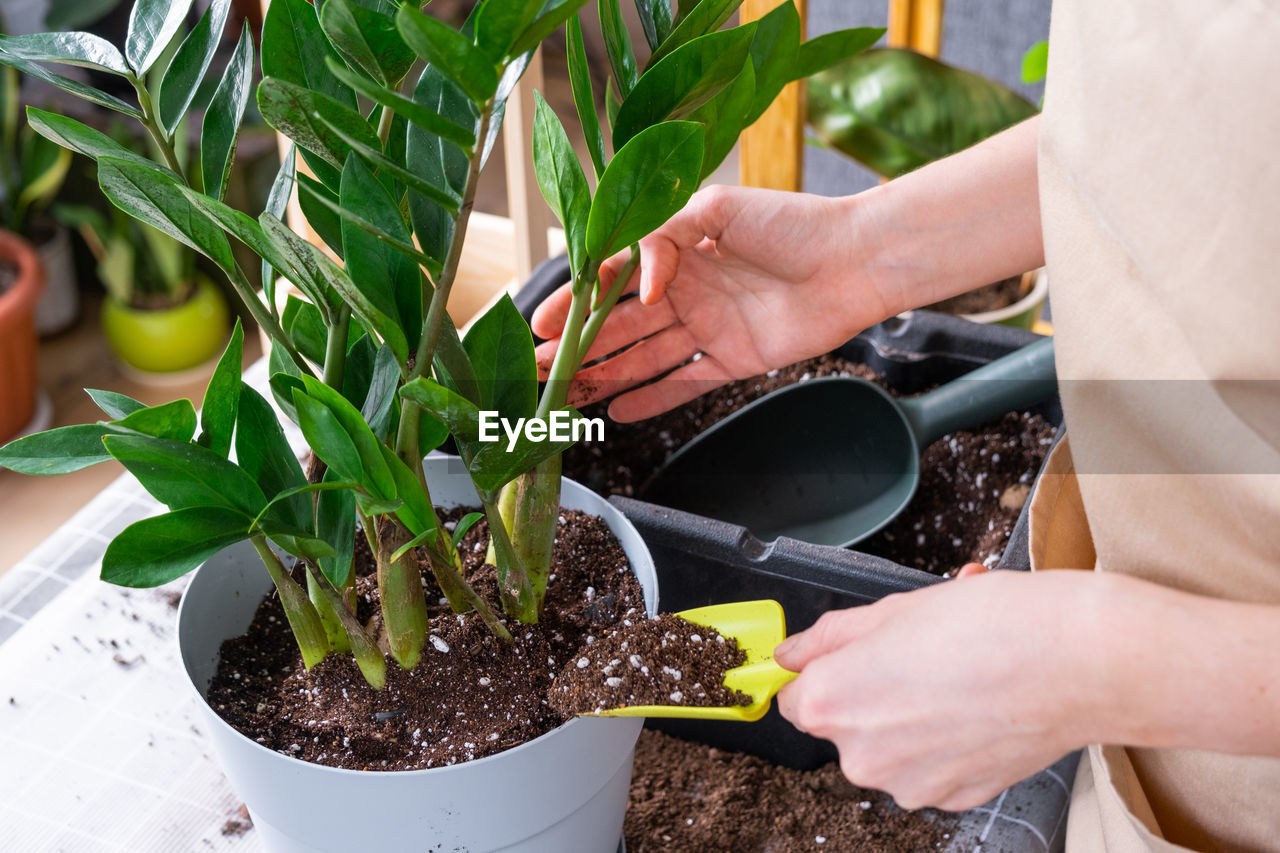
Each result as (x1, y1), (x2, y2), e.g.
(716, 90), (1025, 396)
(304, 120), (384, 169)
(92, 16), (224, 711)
(0, 0), (879, 690)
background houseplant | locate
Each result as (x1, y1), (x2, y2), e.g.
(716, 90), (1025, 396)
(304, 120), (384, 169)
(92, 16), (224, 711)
(0, 0), (883, 848)
(807, 46), (1046, 327)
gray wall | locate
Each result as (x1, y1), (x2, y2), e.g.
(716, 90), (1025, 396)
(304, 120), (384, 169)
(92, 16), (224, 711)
(803, 0), (1051, 197)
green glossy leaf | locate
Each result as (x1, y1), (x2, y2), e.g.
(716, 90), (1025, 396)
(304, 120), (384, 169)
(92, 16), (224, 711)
(399, 377), (483, 459)
(464, 293), (537, 422)
(566, 17), (605, 178)
(405, 66), (474, 266)
(340, 333), (377, 410)
(257, 77), (380, 171)
(201, 23), (253, 201)
(742, 0), (799, 125)
(101, 507), (253, 587)
(295, 172), (345, 257)
(299, 375), (395, 499)
(793, 26), (883, 80)
(361, 344), (402, 442)
(197, 320), (243, 457)
(612, 24), (754, 150)
(95, 157), (235, 272)
(0, 55), (141, 118)
(0, 425), (114, 474)
(0, 32), (129, 75)
(292, 388), (362, 484)
(532, 93), (590, 271)
(236, 383), (310, 533)
(297, 175), (442, 277)
(649, 0), (742, 65)
(317, 467), (356, 586)
(85, 389), (145, 420)
(321, 0), (415, 86)
(476, 0), (541, 61)
(268, 345), (305, 422)
(282, 295), (327, 366)
(396, 5), (498, 103)
(691, 60), (754, 180)
(599, 0), (638, 98)
(586, 120), (704, 260)
(158, 0), (233, 133)
(262, 529), (335, 562)
(468, 408), (582, 493)
(24, 108), (173, 176)
(115, 400), (200, 443)
(126, 0), (194, 74)
(259, 213), (340, 318)
(450, 511), (484, 554)
(379, 444), (434, 535)
(261, 0), (355, 107)
(807, 48), (1038, 179)
(261, 145), (296, 305)
(325, 57), (476, 151)
(636, 0), (674, 51)
(103, 434), (267, 516)
(605, 76), (622, 126)
(509, 0), (593, 56)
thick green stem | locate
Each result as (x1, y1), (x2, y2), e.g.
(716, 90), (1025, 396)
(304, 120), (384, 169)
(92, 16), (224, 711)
(538, 276), (595, 417)
(577, 247), (640, 360)
(423, 543), (512, 642)
(322, 307), (351, 389)
(376, 520), (429, 669)
(306, 568), (350, 653)
(305, 564), (386, 689)
(252, 536), (330, 668)
(130, 76), (185, 181)
(481, 495), (536, 619)
(495, 455), (562, 620)
(227, 262), (315, 377)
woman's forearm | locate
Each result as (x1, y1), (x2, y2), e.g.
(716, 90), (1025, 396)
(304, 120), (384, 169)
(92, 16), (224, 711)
(842, 116), (1045, 315)
(1078, 572), (1280, 757)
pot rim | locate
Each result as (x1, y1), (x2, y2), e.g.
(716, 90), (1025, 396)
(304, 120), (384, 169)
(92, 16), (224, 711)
(177, 455), (656, 779)
(962, 267), (1047, 324)
(0, 228), (46, 319)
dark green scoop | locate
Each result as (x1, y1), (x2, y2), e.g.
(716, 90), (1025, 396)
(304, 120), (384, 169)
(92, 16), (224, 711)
(642, 337), (1056, 548)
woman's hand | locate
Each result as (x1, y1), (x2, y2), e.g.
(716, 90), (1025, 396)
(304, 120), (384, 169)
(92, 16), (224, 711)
(774, 569), (1096, 811)
(532, 185), (896, 421)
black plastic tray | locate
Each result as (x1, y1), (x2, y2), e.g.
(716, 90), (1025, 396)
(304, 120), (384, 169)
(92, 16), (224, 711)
(514, 254), (1063, 767)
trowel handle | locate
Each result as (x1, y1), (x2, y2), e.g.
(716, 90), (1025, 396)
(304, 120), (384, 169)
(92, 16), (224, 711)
(899, 337), (1057, 446)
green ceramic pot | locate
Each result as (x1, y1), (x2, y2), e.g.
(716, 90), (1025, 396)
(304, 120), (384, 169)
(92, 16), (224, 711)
(102, 276), (231, 375)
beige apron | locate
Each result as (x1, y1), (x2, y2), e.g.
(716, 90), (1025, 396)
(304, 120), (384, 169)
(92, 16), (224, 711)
(1034, 0), (1280, 850)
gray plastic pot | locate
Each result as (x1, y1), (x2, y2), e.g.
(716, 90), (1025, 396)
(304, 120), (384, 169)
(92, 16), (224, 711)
(178, 455), (658, 853)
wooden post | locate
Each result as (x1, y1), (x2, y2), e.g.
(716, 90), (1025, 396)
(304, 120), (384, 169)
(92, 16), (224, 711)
(888, 0), (945, 56)
(503, 47), (551, 284)
(739, 0), (807, 191)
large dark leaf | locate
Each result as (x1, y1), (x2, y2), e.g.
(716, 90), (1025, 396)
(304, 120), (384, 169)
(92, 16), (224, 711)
(257, 77), (380, 172)
(648, 0), (742, 66)
(196, 320), (243, 458)
(321, 0), (415, 86)
(297, 375), (395, 499)
(509, 0), (592, 56)
(295, 173), (345, 257)
(742, 0), (799, 126)
(691, 60), (754, 181)
(339, 158), (421, 357)
(463, 294), (537, 422)
(236, 384), (310, 533)
(405, 66), (474, 267)
(261, 0), (354, 107)
(395, 5), (498, 103)
(125, 0), (194, 74)
(807, 48), (1038, 179)
(566, 16), (605, 177)
(467, 408), (583, 494)
(586, 121), (704, 260)
(612, 24), (754, 150)
(325, 57), (475, 151)
(475, 0), (541, 61)
(599, 0), (638, 98)
(158, 0), (233, 133)
(636, 0), (674, 51)
(316, 467), (356, 586)
(101, 507), (253, 588)
(102, 434), (267, 516)
(0, 55), (141, 118)
(24, 108), (172, 175)
(0, 32), (129, 75)
(95, 157), (235, 272)
(532, 93), (590, 270)
(201, 23), (253, 201)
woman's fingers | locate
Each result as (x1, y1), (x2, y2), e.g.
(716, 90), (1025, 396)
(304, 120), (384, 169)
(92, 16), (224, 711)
(606, 353), (735, 422)
(564, 325), (700, 408)
(530, 281), (576, 339)
(579, 296), (678, 363)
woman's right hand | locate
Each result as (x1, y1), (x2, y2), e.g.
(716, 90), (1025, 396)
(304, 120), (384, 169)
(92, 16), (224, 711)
(532, 185), (896, 422)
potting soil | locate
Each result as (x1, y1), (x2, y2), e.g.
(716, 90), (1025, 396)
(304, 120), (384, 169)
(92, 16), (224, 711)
(549, 613), (750, 715)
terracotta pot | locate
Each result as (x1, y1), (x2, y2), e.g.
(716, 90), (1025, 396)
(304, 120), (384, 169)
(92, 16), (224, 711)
(0, 229), (46, 443)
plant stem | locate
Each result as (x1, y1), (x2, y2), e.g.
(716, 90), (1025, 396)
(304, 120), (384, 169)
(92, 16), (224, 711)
(252, 536), (330, 668)
(129, 75), (185, 182)
(226, 263), (315, 378)
(306, 567), (350, 652)
(481, 495), (536, 619)
(376, 520), (428, 670)
(323, 307), (351, 389)
(577, 247), (640, 360)
(537, 274), (595, 416)
(305, 563), (386, 689)
(424, 543), (512, 642)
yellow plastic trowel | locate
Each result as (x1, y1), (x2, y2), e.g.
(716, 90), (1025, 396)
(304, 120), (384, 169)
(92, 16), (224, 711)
(591, 600), (797, 722)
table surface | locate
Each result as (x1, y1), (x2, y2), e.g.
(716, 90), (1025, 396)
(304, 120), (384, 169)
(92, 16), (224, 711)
(0, 359), (1078, 853)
